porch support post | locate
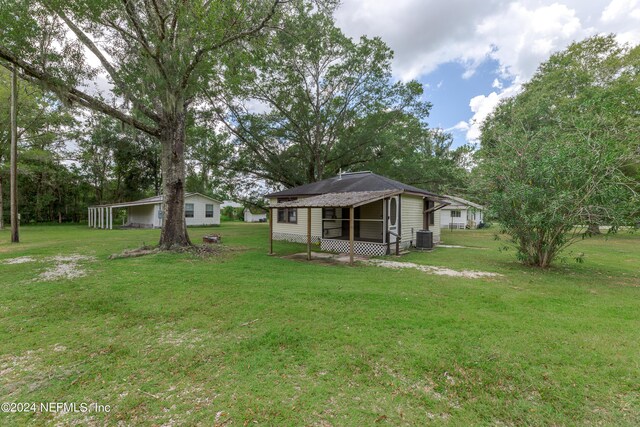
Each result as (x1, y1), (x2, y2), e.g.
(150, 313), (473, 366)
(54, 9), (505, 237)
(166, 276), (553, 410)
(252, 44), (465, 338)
(109, 207), (113, 230)
(269, 207), (274, 255)
(349, 206), (354, 265)
(88, 208), (91, 227)
(306, 207), (311, 261)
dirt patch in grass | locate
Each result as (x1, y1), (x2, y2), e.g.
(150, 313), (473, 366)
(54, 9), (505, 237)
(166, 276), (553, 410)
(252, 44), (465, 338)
(2, 256), (37, 264)
(38, 255), (96, 281)
(109, 243), (238, 260)
(284, 252), (501, 278)
(438, 244), (488, 249)
(3, 254), (96, 282)
(283, 252), (369, 266)
(365, 259), (502, 279)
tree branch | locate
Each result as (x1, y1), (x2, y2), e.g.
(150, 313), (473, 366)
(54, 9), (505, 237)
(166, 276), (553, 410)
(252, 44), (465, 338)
(53, 7), (162, 123)
(0, 48), (160, 137)
(180, 0), (283, 90)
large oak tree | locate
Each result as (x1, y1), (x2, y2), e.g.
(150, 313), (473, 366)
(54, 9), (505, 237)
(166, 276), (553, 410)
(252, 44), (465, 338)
(0, 0), (292, 248)
(213, 7), (435, 188)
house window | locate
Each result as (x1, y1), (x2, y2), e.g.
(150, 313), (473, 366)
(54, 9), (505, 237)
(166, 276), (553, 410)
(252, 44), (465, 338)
(277, 197), (297, 224)
(205, 204), (214, 218)
(451, 210), (461, 218)
(185, 203), (194, 218)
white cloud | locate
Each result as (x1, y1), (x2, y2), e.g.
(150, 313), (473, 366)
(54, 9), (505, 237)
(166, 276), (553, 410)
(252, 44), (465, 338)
(446, 121), (470, 133)
(336, 0), (640, 144)
(465, 83), (522, 143)
(601, 0), (639, 22)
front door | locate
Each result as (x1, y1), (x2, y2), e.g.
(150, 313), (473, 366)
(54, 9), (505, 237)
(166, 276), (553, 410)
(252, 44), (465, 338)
(388, 196), (399, 243)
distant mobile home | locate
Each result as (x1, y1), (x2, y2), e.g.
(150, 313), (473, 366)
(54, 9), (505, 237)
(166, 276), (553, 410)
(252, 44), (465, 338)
(244, 208), (268, 223)
(267, 172), (449, 256)
(88, 192), (221, 229)
(440, 195), (484, 229)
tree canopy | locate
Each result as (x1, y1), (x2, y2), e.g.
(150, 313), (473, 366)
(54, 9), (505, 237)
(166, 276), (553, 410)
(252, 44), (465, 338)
(479, 35), (640, 267)
(215, 7), (464, 191)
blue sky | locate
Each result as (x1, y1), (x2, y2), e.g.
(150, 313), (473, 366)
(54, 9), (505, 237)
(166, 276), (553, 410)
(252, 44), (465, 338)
(336, 0), (640, 146)
(420, 59), (511, 147)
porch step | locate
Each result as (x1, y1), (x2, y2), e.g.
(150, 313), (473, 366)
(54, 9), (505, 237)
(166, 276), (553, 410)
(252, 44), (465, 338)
(396, 250), (411, 256)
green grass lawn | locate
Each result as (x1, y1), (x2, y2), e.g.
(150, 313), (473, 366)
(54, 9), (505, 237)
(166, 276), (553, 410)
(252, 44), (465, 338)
(1, 223), (639, 426)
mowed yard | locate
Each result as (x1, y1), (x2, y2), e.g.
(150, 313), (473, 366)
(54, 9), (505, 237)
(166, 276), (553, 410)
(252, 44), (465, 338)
(0, 223), (638, 426)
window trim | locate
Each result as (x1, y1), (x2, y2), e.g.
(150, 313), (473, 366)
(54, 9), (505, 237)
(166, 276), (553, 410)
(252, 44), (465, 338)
(277, 197), (298, 224)
(451, 209), (461, 218)
(185, 203), (195, 218)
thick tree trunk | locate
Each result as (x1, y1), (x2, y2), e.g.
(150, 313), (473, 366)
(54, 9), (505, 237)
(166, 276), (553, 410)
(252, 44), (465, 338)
(10, 65), (19, 243)
(158, 110), (191, 249)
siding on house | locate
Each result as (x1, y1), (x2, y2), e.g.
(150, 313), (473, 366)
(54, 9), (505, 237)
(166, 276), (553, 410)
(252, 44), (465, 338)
(400, 195), (422, 247)
(400, 195), (442, 246)
(269, 197), (323, 243)
(184, 194), (221, 226)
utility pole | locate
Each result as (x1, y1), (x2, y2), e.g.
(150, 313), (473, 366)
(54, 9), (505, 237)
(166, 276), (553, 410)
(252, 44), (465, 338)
(10, 64), (19, 243)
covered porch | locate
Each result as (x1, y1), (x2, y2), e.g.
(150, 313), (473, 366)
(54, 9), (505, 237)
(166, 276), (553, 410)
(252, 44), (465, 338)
(269, 190), (401, 264)
(88, 196), (162, 229)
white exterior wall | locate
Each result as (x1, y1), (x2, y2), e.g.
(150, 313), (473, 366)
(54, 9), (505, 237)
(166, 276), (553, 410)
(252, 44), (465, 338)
(466, 209), (483, 227)
(244, 210), (267, 222)
(184, 194), (221, 226)
(269, 197), (323, 243)
(127, 205), (156, 228)
(441, 206), (484, 229)
(440, 207), (468, 229)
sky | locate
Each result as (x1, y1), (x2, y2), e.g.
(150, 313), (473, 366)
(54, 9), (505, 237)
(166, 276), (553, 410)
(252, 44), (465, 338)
(335, 0), (640, 147)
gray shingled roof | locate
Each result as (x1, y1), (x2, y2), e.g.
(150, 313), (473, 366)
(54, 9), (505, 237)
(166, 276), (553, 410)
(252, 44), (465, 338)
(272, 190), (401, 208)
(443, 195), (484, 210)
(90, 192), (222, 208)
(267, 172), (439, 198)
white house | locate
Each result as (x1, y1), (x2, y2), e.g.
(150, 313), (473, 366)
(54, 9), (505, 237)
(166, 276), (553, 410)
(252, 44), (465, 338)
(88, 192), (221, 229)
(244, 207), (268, 223)
(267, 172), (449, 257)
(440, 195), (484, 229)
